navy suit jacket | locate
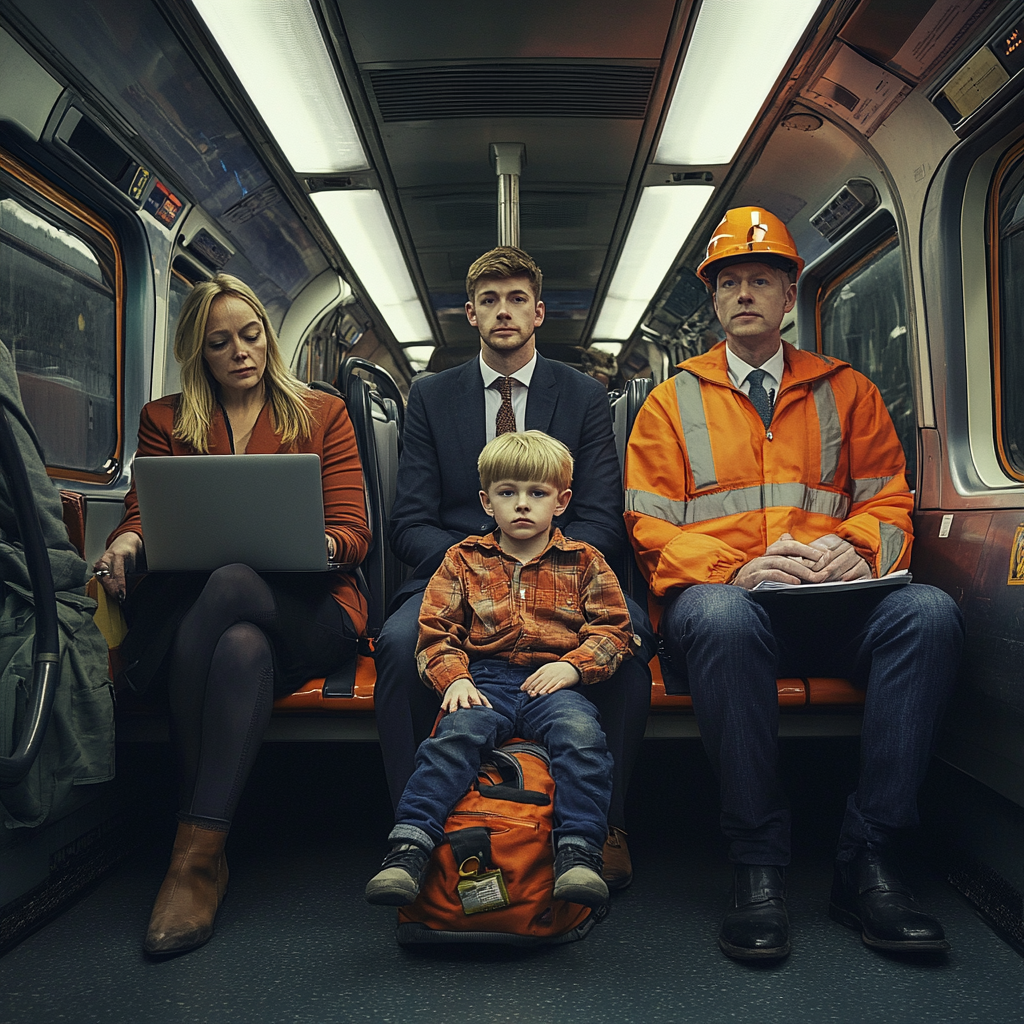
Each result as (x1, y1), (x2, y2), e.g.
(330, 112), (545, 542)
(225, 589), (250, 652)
(389, 352), (624, 605)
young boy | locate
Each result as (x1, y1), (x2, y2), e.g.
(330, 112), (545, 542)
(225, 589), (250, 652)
(365, 430), (637, 909)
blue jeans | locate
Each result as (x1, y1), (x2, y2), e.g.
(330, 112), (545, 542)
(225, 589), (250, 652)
(391, 659), (613, 852)
(375, 588), (653, 825)
(659, 583), (963, 866)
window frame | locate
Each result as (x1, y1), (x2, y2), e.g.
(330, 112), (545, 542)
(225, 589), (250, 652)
(813, 230), (916, 484)
(987, 135), (1024, 482)
(0, 146), (125, 484)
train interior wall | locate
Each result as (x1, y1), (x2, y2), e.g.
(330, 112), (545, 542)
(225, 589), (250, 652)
(1, 0), (1024, 1018)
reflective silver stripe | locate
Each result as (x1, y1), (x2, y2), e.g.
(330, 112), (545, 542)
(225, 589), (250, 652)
(879, 522), (905, 576)
(627, 483), (849, 526)
(812, 379), (841, 485)
(852, 475), (896, 504)
(673, 371), (717, 489)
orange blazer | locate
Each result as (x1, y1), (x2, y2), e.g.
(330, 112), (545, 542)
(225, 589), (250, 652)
(109, 389), (371, 635)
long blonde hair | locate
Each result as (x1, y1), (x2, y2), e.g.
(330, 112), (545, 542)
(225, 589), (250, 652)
(172, 274), (313, 452)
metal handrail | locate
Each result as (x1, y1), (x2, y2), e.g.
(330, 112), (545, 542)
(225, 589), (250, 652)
(0, 398), (60, 787)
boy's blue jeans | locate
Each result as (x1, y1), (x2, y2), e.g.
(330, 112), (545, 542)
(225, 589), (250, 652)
(391, 659), (613, 853)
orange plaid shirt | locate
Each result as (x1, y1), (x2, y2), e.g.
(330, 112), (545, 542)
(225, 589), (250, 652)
(416, 528), (637, 695)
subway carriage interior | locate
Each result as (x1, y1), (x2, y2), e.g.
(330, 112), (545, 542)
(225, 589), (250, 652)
(2, 0), (1024, 1020)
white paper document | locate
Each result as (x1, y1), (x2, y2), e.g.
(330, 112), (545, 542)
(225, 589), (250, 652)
(751, 569), (912, 595)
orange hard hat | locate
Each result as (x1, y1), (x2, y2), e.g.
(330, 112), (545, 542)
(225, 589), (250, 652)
(696, 207), (804, 287)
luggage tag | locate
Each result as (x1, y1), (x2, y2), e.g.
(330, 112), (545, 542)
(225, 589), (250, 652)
(456, 856), (510, 915)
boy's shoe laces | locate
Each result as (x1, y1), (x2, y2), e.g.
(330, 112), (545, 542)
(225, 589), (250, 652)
(364, 843), (430, 906)
(553, 843), (609, 908)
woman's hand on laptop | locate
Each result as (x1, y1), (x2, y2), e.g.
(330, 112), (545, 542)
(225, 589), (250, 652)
(94, 532), (142, 601)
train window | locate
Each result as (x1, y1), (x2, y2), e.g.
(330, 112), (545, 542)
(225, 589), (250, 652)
(816, 236), (916, 485)
(0, 149), (122, 480)
(162, 269), (194, 396)
(990, 140), (1024, 480)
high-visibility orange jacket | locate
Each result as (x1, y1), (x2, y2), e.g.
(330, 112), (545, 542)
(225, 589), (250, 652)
(624, 341), (912, 619)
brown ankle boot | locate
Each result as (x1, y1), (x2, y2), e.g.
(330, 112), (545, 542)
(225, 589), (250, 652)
(144, 821), (229, 956)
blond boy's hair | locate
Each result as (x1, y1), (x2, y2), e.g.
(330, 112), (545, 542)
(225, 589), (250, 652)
(478, 431), (573, 492)
(465, 247), (543, 302)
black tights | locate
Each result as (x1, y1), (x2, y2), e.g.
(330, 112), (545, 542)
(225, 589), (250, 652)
(166, 564), (354, 828)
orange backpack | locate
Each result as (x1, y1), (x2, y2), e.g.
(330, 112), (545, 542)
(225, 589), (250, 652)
(396, 740), (606, 946)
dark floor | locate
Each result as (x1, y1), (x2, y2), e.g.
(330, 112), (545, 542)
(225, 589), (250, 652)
(1, 738), (1022, 1024)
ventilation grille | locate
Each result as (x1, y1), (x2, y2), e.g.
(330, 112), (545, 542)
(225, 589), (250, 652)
(446, 250), (585, 281)
(369, 65), (656, 121)
(436, 199), (588, 232)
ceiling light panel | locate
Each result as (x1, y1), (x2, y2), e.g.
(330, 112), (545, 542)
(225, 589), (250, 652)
(593, 184), (714, 340)
(192, 0), (368, 174)
(311, 190), (432, 343)
(402, 345), (436, 370)
(656, 0), (821, 166)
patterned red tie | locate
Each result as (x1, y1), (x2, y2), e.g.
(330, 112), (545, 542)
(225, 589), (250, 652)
(495, 376), (517, 436)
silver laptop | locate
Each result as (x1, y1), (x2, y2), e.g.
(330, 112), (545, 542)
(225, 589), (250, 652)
(133, 454), (336, 572)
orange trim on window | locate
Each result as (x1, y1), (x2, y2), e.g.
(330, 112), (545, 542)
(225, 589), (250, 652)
(814, 234), (899, 354)
(988, 139), (1024, 482)
(0, 146), (125, 484)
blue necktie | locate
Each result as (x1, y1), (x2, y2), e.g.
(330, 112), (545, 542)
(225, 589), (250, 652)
(746, 369), (774, 430)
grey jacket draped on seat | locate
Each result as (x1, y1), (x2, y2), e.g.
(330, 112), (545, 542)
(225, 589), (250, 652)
(0, 340), (113, 828)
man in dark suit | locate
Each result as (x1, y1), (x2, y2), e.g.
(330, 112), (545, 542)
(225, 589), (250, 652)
(375, 247), (652, 888)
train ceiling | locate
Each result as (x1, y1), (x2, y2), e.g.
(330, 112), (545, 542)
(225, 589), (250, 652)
(0, 0), (1009, 373)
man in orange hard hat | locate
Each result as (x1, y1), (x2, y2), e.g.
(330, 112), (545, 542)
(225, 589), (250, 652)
(624, 207), (963, 961)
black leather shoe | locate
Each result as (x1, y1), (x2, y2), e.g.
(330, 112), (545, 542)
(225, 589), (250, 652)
(718, 865), (790, 961)
(829, 849), (950, 953)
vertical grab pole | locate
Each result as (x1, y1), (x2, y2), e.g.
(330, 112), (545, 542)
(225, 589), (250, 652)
(490, 143), (526, 249)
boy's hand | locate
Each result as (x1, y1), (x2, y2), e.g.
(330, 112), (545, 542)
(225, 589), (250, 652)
(521, 662), (581, 697)
(441, 678), (492, 713)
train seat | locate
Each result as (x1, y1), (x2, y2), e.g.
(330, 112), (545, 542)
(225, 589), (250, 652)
(68, 358), (863, 723)
(272, 358), (403, 714)
(647, 656), (862, 710)
(272, 655), (378, 710)
(609, 374), (863, 715)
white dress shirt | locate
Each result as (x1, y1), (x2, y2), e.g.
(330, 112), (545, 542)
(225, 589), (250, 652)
(725, 344), (785, 408)
(479, 352), (537, 442)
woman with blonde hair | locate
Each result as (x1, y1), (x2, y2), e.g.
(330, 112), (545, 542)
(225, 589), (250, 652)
(94, 274), (370, 957)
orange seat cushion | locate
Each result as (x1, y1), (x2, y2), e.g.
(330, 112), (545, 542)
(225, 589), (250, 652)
(805, 676), (865, 705)
(649, 658), (808, 708)
(272, 654), (378, 712)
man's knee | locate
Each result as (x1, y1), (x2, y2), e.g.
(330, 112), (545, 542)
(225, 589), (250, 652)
(376, 595), (422, 654)
(878, 584), (964, 649)
(374, 595), (424, 700)
(661, 584), (763, 651)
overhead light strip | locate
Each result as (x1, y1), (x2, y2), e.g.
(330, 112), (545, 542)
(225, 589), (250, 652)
(656, 0), (821, 166)
(593, 185), (714, 341)
(192, 0), (368, 174)
(311, 190), (432, 344)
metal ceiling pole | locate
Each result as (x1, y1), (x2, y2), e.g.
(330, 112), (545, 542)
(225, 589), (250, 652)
(490, 143), (525, 248)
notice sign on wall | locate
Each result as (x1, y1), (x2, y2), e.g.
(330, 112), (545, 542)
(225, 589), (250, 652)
(801, 43), (912, 137)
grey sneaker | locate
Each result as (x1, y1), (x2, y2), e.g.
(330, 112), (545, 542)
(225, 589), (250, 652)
(364, 842), (430, 906)
(553, 842), (609, 908)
